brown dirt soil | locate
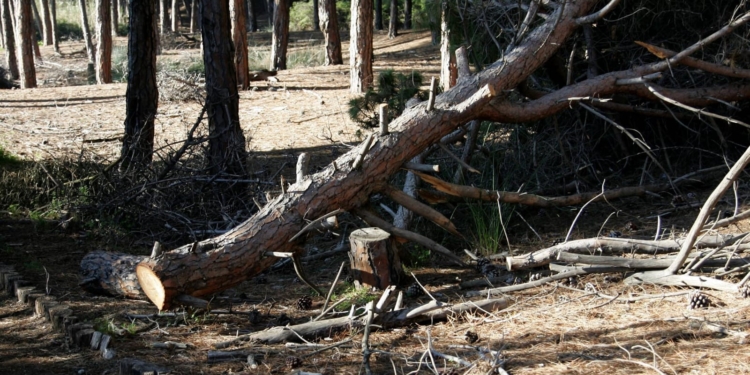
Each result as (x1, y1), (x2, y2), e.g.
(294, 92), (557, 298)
(1, 30), (750, 375)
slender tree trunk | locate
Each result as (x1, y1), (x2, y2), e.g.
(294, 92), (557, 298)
(170, 0), (177, 32)
(404, 0), (411, 29)
(388, 0), (397, 38)
(160, 0), (168, 34)
(311, 0), (318, 31)
(439, 0), (450, 91)
(40, 0), (53, 45)
(96, 0), (112, 83)
(78, 0), (95, 64)
(200, 0), (247, 175)
(270, 0), (288, 70)
(374, 0), (382, 30)
(111, 0), (118, 35)
(122, 0), (158, 168)
(154, 0), (161, 54)
(1, 0), (18, 79)
(0, 7), (4, 49)
(350, 0), (373, 93)
(246, 0), (257, 32)
(14, 0), (36, 88)
(50, 0), (58, 52)
(318, 0), (341, 65)
(230, 0), (249, 89)
(189, 0), (198, 33)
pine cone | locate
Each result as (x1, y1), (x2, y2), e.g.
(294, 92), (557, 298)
(464, 330), (479, 344)
(740, 286), (750, 299)
(296, 296), (313, 310)
(285, 356), (303, 369)
(406, 282), (425, 297)
(689, 291), (711, 309)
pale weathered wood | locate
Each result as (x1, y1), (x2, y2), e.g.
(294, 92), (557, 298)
(348, 228), (404, 290)
(16, 286), (36, 303)
(506, 234), (747, 271)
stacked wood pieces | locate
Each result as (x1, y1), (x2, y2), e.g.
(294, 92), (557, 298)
(0, 263), (170, 367)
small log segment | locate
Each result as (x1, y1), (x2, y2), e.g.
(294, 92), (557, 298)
(348, 228), (405, 289)
(80, 251), (147, 299)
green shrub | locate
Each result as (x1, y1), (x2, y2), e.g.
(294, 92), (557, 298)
(349, 70), (426, 128)
(56, 21), (83, 40)
(111, 46), (128, 82)
(290, 0), (315, 31)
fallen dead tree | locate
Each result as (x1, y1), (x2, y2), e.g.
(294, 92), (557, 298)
(80, 1), (750, 310)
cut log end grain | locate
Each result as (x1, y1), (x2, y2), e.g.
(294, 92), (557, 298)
(136, 265), (168, 310)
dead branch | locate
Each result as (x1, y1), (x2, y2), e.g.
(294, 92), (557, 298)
(506, 234), (748, 271)
(384, 185), (460, 236)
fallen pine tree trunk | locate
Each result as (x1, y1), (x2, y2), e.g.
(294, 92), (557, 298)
(87, 1), (600, 310)
(80, 1), (750, 310)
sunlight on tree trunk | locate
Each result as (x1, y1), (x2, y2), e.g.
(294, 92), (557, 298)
(350, 0), (373, 93)
(78, 0), (95, 65)
(14, 0), (36, 88)
(388, 0), (398, 38)
(318, 0), (341, 65)
(231, 0), (250, 89)
(40, 0), (53, 45)
(96, 0), (112, 84)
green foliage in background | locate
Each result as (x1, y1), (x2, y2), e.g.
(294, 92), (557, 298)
(348, 69), (426, 128)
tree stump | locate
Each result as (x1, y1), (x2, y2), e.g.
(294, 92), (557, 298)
(348, 228), (404, 290)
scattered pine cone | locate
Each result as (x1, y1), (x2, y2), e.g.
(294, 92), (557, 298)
(285, 356), (303, 369)
(740, 286), (750, 299)
(296, 296), (313, 310)
(689, 291), (711, 309)
(464, 330), (479, 344)
(406, 282), (425, 297)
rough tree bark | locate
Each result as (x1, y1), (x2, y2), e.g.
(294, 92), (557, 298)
(199, 0), (247, 176)
(121, 0), (158, 168)
(270, 0), (289, 70)
(439, 0), (451, 91)
(86, 1), (750, 310)
(388, 0), (397, 38)
(230, 0), (250, 89)
(1, 0), (18, 80)
(40, 0), (53, 45)
(14, 0), (36, 88)
(318, 0), (341, 65)
(96, 0), (112, 84)
(349, 0), (373, 93)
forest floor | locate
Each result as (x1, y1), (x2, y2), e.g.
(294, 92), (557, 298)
(1, 30), (750, 375)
